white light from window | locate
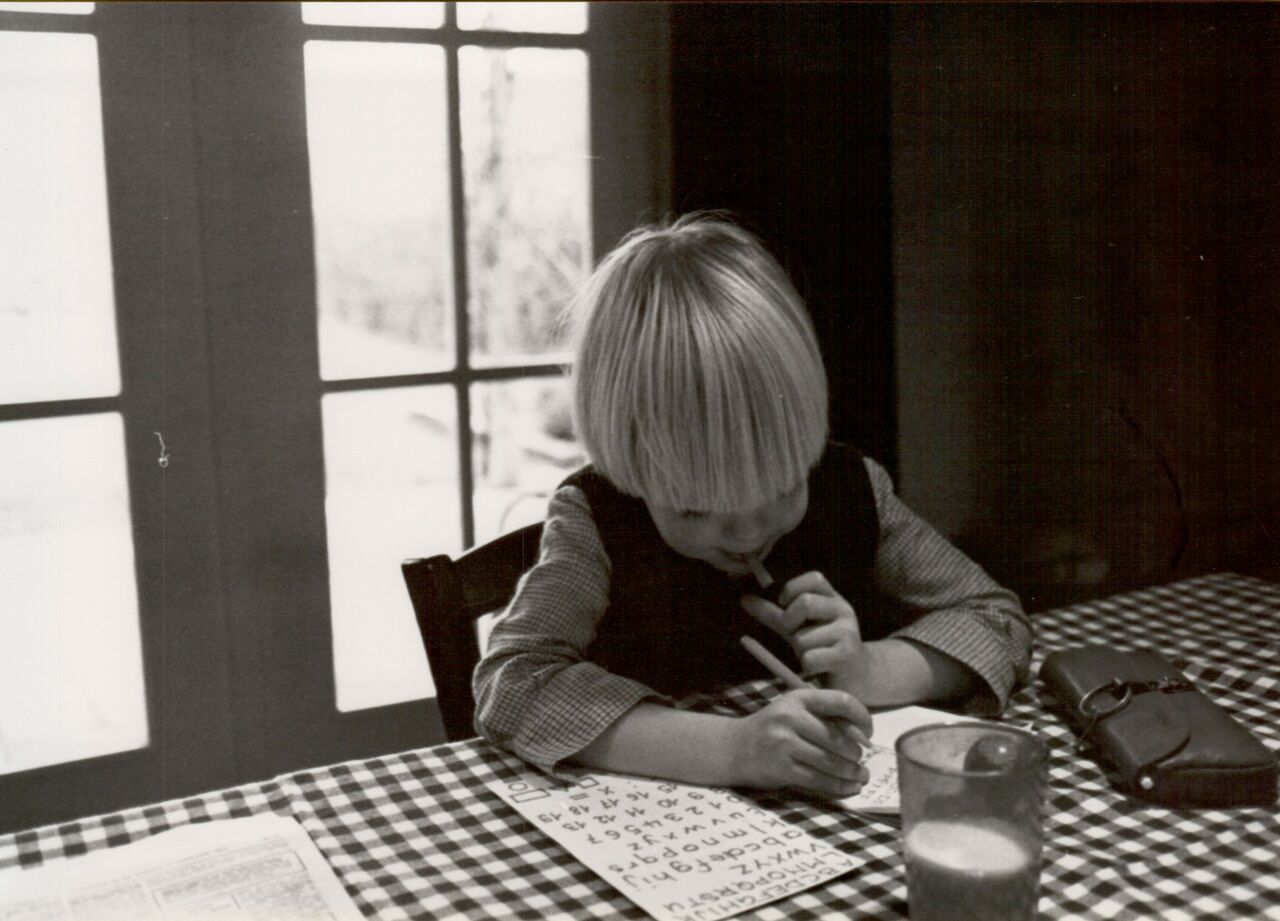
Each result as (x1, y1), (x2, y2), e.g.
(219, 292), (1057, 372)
(0, 3), (94, 13)
(471, 377), (583, 546)
(323, 386), (459, 712)
(459, 46), (590, 363)
(304, 40), (453, 381)
(301, 2), (443, 28)
(457, 2), (587, 34)
(0, 414), (147, 775)
(0, 31), (120, 404)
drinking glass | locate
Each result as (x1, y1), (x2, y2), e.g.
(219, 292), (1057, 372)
(896, 723), (1048, 921)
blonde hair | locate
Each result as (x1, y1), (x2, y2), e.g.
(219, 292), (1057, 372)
(570, 212), (828, 512)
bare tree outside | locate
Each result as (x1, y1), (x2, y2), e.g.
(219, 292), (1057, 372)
(305, 17), (590, 710)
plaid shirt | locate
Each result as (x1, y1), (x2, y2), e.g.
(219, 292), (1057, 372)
(473, 457), (1032, 771)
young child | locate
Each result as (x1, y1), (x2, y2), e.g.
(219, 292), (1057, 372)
(473, 213), (1031, 798)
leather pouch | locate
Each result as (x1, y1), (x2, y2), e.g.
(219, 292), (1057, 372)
(1039, 646), (1278, 807)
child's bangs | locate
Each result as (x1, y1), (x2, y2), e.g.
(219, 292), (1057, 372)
(571, 212), (829, 510)
(647, 402), (822, 515)
(628, 304), (827, 513)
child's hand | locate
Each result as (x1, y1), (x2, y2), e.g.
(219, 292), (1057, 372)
(742, 571), (870, 696)
(728, 688), (871, 797)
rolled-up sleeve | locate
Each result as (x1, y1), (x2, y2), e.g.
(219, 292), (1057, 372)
(865, 458), (1033, 714)
(473, 485), (657, 770)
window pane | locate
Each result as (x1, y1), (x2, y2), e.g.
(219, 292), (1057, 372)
(457, 2), (587, 34)
(301, 2), (443, 29)
(304, 41), (452, 381)
(472, 376), (583, 545)
(460, 46), (590, 364)
(0, 3), (93, 13)
(0, 32), (119, 404)
(323, 386), (459, 712)
(0, 414), (146, 775)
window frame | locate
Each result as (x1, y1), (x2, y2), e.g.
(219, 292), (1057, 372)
(303, 5), (643, 550)
(0, 3), (238, 832)
(0, 1), (669, 832)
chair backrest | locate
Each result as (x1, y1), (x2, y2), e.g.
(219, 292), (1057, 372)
(401, 522), (544, 741)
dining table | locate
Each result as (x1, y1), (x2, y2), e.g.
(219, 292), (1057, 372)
(3, 572), (1278, 920)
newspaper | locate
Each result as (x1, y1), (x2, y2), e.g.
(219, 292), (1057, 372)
(0, 813), (363, 921)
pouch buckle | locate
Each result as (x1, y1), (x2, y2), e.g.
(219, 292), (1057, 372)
(1076, 677), (1194, 752)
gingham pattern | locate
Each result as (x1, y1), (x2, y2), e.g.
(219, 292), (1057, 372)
(0, 780), (284, 870)
(4, 573), (1278, 920)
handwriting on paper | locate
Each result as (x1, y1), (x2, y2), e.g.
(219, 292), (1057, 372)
(486, 770), (858, 921)
(838, 705), (985, 813)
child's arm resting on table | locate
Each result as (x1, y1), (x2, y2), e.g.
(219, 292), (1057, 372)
(861, 456), (1032, 713)
(573, 692), (870, 798)
(473, 486), (870, 797)
(742, 458), (1031, 714)
(473, 486), (655, 770)
(742, 571), (987, 708)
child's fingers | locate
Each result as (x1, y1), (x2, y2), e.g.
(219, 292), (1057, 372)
(799, 646), (850, 678)
(750, 580), (786, 607)
(790, 688), (874, 740)
(742, 575), (857, 650)
(797, 711), (870, 759)
(775, 570), (836, 607)
(786, 592), (855, 633)
(793, 619), (861, 654)
(786, 691), (867, 747)
(787, 747), (872, 798)
(789, 738), (865, 784)
(741, 591), (822, 639)
(740, 592), (791, 635)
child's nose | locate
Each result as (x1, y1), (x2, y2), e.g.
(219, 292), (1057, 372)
(722, 510), (769, 546)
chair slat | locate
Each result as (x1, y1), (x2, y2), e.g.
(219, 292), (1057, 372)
(402, 522), (544, 741)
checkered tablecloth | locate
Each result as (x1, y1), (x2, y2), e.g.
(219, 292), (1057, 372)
(4, 573), (1278, 920)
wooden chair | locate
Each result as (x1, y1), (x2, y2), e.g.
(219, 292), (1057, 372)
(401, 523), (544, 741)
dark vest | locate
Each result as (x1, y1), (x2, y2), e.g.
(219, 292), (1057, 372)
(562, 442), (889, 696)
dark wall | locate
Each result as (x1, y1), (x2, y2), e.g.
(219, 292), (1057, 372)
(892, 4), (1280, 609)
(669, 4), (897, 470)
(669, 3), (1279, 611)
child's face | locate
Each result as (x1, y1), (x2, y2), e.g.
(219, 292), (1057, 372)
(645, 480), (808, 575)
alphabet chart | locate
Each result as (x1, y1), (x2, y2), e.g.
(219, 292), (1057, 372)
(485, 769), (859, 921)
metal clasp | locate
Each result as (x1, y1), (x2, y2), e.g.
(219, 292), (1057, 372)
(1075, 676), (1195, 752)
(1077, 678), (1131, 750)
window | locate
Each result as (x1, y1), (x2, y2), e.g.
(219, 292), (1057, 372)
(0, 18), (147, 775)
(0, 2), (667, 832)
(299, 3), (592, 711)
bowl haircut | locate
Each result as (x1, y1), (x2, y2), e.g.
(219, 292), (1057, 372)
(570, 213), (829, 514)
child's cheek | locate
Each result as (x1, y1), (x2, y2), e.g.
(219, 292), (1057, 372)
(654, 517), (710, 560)
(681, 520), (716, 555)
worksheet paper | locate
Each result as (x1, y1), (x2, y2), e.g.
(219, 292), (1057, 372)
(486, 770), (859, 921)
(0, 813), (363, 921)
(837, 705), (981, 813)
